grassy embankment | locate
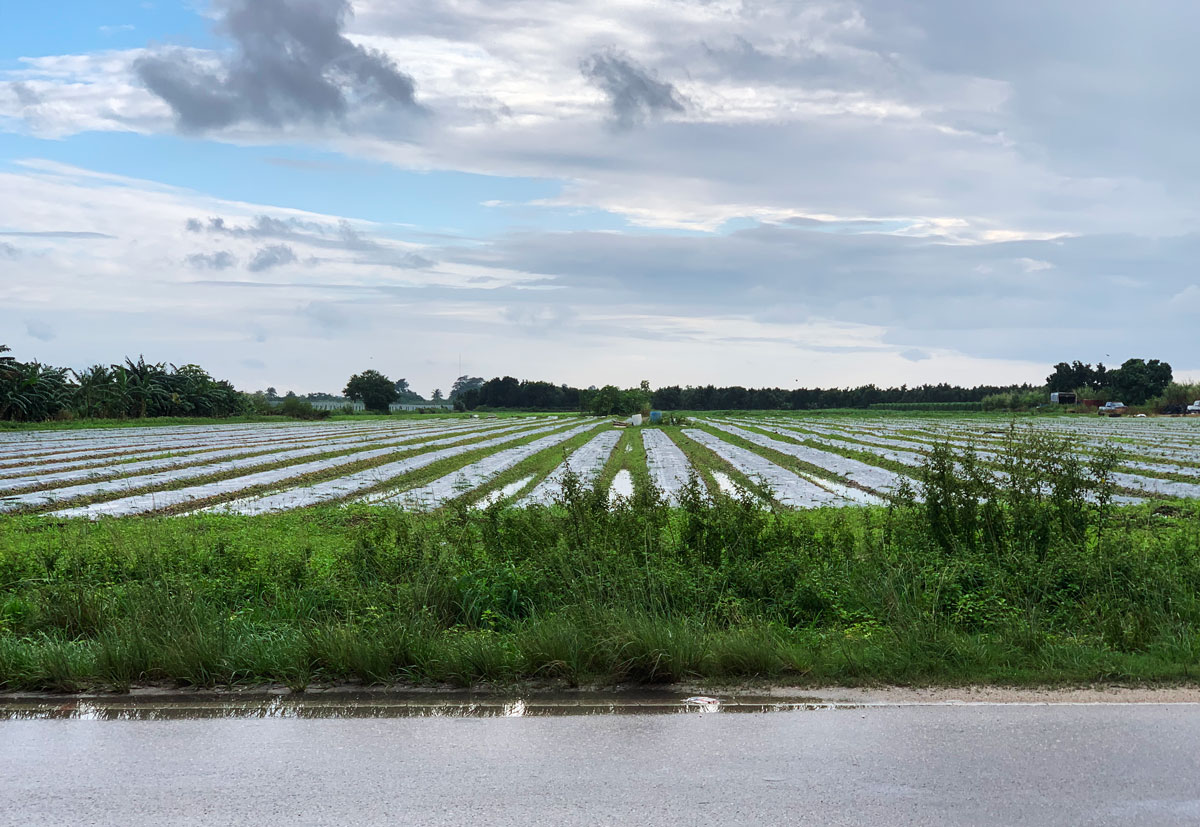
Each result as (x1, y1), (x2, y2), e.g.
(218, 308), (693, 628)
(2, 429), (1199, 692)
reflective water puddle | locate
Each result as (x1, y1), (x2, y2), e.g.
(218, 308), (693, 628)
(0, 691), (840, 721)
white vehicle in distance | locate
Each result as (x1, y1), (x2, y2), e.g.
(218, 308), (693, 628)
(1188, 400), (1200, 414)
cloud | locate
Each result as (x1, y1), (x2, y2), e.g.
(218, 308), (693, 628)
(25, 320), (56, 341)
(7, 1), (1198, 241)
(189, 213), (367, 249)
(1016, 257), (1054, 272)
(900, 348), (931, 362)
(248, 244), (297, 271)
(9, 82), (42, 106)
(185, 250), (237, 269)
(0, 242), (17, 258)
(0, 230), (114, 239)
(133, 0), (420, 132)
(1168, 284), (1200, 314)
(301, 300), (353, 331)
(184, 212), (435, 268)
(188, 214), (322, 238)
(579, 49), (687, 129)
(502, 303), (577, 333)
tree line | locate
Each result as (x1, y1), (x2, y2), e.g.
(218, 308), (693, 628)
(1, 345), (242, 422)
(452, 375), (1043, 415)
(1046, 358), (1173, 405)
(2, 343), (1187, 423)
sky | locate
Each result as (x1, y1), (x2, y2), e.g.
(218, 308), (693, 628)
(1, 0), (1197, 397)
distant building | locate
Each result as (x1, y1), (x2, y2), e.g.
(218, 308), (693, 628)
(309, 399), (363, 411)
(389, 402), (452, 411)
(1050, 392), (1077, 404)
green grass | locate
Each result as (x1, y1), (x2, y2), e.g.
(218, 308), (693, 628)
(2, 453), (1199, 692)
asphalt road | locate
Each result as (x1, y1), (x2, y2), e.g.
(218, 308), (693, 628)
(3, 703), (1199, 826)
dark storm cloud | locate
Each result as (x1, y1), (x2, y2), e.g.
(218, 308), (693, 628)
(248, 244), (297, 271)
(134, 0), (420, 132)
(579, 49), (686, 130)
(185, 250), (237, 269)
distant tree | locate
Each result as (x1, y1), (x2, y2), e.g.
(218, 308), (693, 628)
(1109, 358), (1172, 404)
(449, 375), (485, 400)
(651, 385), (683, 409)
(344, 370), (398, 413)
(265, 387), (278, 399)
(588, 385), (623, 416)
(392, 377), (424, 403)
(1048, 361), (1088, 392)
(431, 388), (444, 402)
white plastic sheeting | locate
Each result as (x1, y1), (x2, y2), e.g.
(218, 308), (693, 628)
(702, 421), (902, 497)
(205, 421), (576, 516)
(519, 431), (620, 506)
(682, 429), (862, 508)
(709, 471), (746, 497)
(46, 422), (541, 518)
(0, 421), (501, 495)
(642, 429), (701, 505)
(372, 421), (603, 510)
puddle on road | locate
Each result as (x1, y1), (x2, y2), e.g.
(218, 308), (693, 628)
(0, 691), (842, 721)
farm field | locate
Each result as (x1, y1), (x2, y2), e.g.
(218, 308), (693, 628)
(1, 412), (1198, 517)
(2, 410), (1200, 692)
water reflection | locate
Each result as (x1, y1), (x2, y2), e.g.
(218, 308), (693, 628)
(0, 693), (839, 721)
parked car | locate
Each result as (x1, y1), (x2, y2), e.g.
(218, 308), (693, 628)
(1099, 401), (1128, 416)
(1188, 400), (1200, 414)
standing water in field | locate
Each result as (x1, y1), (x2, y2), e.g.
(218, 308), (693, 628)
(473, 475), (535, 509)
(608, 469), (635, 504)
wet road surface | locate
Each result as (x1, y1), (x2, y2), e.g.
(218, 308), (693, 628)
(2, 699), (1199, 826)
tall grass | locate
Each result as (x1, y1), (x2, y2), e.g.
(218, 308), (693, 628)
(0, 427), (1198, 691)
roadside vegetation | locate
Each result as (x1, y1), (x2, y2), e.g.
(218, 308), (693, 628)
(2, 428), (1199, 693)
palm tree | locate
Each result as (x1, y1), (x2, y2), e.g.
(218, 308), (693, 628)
(117, 356), (170, 418)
